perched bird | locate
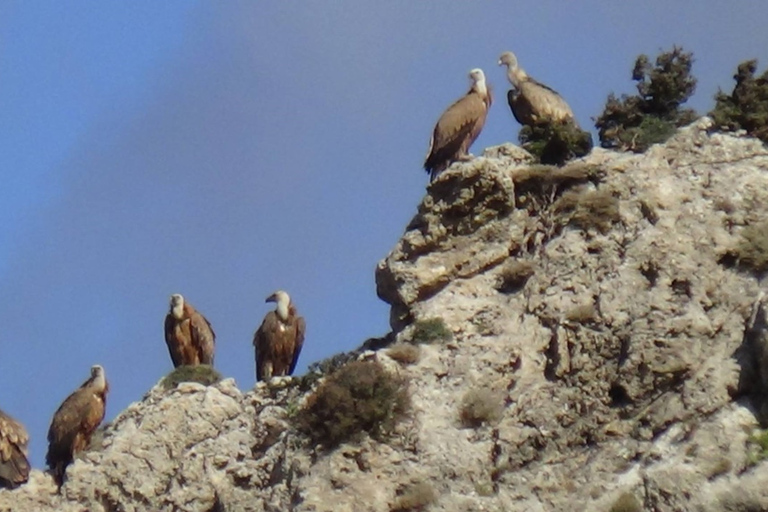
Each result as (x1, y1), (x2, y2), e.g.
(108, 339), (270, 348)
(498, 51), (576, 127)
(0, 409), (30, 489)
(253, 290), (306, 382)
(46, 365), (108, 487)
(164, 293), (216, 367)
(424, 68), (492, 182)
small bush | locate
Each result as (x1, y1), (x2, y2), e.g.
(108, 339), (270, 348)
(295, 360), (410, 449)
(411, 318), (452, 344)
(566, 303), (598, 324)
(710, 59), (768, 144)
(555, 188), (621, 233)
(162, 364), (222, 390)
(746, 429), (768, 468)
(387, 343), (421, 365)
(728, 221), (768, 272)
(496, 260), (535, 294)
(518, 120), (593, 166)
(595, 46), (698, 152)
(610, 492), (642, 512)
(459, 388), (504, 428)
(391, 482), (437, 512)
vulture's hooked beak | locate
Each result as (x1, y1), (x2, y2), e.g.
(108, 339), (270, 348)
(265, 293), (277, 303)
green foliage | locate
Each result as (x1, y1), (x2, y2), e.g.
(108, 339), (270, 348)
(162, 364), (222, 390)
(295, 360), (410, 449)
(387, 343), (421, 365)
(728, 221), (768, 273)
(390, 482), (437, 512)
(609, 492), (642, 512)
(459, 387), (504, 428)
(596, 46), (698, 152)
(411, 318), (452, 344)
(746, 429), (768, 468)
(554, 188), (621, 233)
(519, 120), (593, 166)
(710, 59), (768, 144)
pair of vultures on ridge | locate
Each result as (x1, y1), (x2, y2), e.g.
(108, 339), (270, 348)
(0, 49), (571, 491)
(425, 50), (578, 181)
(0, 290), (304, 490)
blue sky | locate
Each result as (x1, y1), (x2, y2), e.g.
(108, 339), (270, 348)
(1, 2), (767, 468)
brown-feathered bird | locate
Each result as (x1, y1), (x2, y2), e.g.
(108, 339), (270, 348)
(164, 294), (216, 367)
(498, 51), (577, 127)
(424, 68), (492, 182)
(0, 409), (29, 489)
(46, 365), (108, 487)
(253, 290), (306, 382)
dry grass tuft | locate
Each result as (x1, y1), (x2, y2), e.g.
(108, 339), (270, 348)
(391, 482), (437, 512)
(459, 387), (504, 428)
(387, 343), (421, 366)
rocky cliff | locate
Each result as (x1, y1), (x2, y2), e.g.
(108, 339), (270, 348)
(3, 118), (768, 512)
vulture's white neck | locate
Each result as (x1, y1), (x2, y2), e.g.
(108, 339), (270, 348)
(172, 302), (184, 319)
(91, 371), (106, 393)
(474, 76), (488, 97)
(276, 297), (290, 321)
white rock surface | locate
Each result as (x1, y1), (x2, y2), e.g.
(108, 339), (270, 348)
(3, 120), (768, 511)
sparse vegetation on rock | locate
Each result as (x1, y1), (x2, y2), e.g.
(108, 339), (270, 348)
(295, 360), (410, 449)
(609, 492), (642, 512)
(410, 318), (452, 344)
(724, 220), (768, 273)
(390, 482), (437, 512)
(595, 46), (698, 152)
(161, 364), (222, 390)
(459, 387), (504, 428)
(387, 342), (421, 365)
(710, 59), (768, 144)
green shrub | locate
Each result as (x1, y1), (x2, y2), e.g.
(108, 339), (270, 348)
(391, 482), (437, 512)
(610, 492), (642, 512)
(387, 343), (421, 365)
(459, 387), (504, 428)
(746, 429), (768, 468)
(411, 318), (452, 344)
(162, 364), (222, 390)
(518, 120), (593, 166)
(596, 46), (698, 152)
(710, 59), (768, 144)
(295, 360), (410, 449)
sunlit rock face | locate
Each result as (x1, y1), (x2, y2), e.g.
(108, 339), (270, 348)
(4, 120), (768, 512)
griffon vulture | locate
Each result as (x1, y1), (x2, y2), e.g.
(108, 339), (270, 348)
(46, 365), (108, 487)
(424, 68), (492, 182)
(164, 293), (216, 367)
(498, 51), (577, 127)
(0, 409), (29, 489)
(253, 290), (306, 382)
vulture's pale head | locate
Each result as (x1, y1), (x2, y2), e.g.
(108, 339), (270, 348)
(266, 290), (291, 321)
(469, 68), (487, 96)
(498, 51), (519, 69)
(89, 365), (108, 393)
(169, 293), (185, 318)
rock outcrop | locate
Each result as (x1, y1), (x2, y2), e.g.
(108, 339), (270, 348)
(3, 119), (768, 511)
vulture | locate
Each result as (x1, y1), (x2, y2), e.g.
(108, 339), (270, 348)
(253, 290), (306, 382)
(424, 68), (492, 182)
(0, 409), (29, 489)
(498, 51), (577, 127)
(46, 365), (108, 487)
(164, 293), (216, 367)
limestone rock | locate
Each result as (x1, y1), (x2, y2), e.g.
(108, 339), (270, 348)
(3, 120), (768, 511)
